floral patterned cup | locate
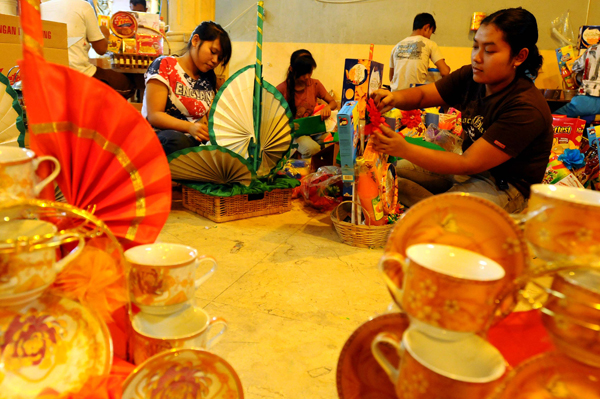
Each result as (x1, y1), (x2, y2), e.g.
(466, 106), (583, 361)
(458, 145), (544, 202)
(381, 243), (506, 340)
(542, 269), (600, 367)
(130, 305), (227, 365)
(525, 184), (600, 262)
(0, 220), (85, 305)
(372, 328), (506, 399)
(0, 146), (60, 201)
(125, 243), (217, 315)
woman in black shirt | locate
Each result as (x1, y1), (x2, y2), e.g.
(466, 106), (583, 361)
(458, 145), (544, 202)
(371, 8), (553, 213)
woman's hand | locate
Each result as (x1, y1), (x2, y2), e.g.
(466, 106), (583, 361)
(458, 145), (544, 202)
(370, 89), (395, 114)
(188, 121), (210, 142)
(371, 124), (407, 157)
(320, 104), (331, 120)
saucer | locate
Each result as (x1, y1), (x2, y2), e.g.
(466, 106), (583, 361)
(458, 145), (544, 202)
(122, 348), (244, 399)
(0, 293), (112, 398)
(336, 312), (410, 399)
(382, 193), (529, 315)
(131, 303), (211, 339)
(489, 351), (600, 399)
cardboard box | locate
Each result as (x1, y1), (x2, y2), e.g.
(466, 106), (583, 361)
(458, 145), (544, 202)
(342, 59), (384, 119)
(0, 14), (68, 85)
(337, 101), (359, 195)
(577, 25), (600, 51)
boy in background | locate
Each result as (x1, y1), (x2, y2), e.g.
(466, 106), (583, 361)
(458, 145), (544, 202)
(130, 0), (147, 12)
(389, 13), (450, 91)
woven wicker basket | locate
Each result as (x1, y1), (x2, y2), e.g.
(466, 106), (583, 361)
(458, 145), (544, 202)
(182, 186), (293, 223)
(331, 201), (394, 248)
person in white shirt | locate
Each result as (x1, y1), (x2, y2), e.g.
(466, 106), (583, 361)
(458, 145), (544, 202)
(389, 13), (451, 91)
(41, 0), (134, 98)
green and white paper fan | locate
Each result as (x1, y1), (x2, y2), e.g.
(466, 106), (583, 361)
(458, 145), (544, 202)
(256, 81), (293, 177)
(209, 66), (256, 158)
(0, 73), (25, 147)
(167, 145), (254, 186)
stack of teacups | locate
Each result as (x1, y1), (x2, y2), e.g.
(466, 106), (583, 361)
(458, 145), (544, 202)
(372, 243), (509, 399)
(124, 243), (226, 365)
(0, 219), (84, 307)
(523, 184), (600, 368)
(0, 146), (85, 307)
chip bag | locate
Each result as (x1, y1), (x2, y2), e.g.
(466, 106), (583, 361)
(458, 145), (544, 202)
(300, 166), (344, 211)
(573, 135), (600, 188)
(551, 116), (585, 154)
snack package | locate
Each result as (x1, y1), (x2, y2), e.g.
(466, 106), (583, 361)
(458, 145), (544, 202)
(573, 135), (599, 188)
(578, 25), (600, 51)
(107, 34), (122, 53)
(446, 107), (463, 136)
(551, 116), (585, 154)
(136, 34), (162, 56)
(300, 166), (344, 211)
(122, 38), (137, 54)
(438, 113), (457, 131)
(98, 15), (110, 28)
(543, 152), (585, 188)
(555, 45), (578, 89)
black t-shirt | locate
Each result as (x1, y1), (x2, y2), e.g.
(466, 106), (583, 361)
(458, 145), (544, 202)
(435, 65), (553, 197)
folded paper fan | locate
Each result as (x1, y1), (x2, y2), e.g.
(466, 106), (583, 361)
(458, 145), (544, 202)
(209, 65), (256, 158)
(256, 81), (293, 177)
(0, 72), (25, 147)
(167, 145), (254, 186)
(19, 0), (172, 246)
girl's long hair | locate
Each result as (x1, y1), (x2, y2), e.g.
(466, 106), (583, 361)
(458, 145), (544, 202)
(285, 49), (317, 117)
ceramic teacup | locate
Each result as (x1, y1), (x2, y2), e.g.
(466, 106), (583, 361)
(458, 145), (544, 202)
(130, 305), (227, 365)
(125, 243), (217, 315)
(525, 184), (600, 262)
(0, 146), (60, 201)
(542, 268), (600, 367)
(0, 220), (84, 304)
(380, 243), (506, 340)
(372, 328), (506, 399)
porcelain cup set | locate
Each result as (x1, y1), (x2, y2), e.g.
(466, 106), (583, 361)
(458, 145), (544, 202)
(124, 243), (226, 364)
(370, 184), (600, 398)
(0, 146), (86, 307)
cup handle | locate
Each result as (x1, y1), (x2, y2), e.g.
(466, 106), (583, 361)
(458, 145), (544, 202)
(205, 316), (227, 349)
(378, 253), (408, 298)
(53, 233), (85, 273)
(371, 331), (404, 385)
(32, 155), (61, 196)
(510, 205), (554, 227)
(194, 255), (217, 289)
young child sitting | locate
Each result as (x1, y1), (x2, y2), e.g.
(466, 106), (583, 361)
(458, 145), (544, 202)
(276, 50), (337, 159)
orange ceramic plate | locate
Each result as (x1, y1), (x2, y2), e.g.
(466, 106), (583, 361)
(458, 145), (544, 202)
(122, 348), (244, 399)
(0, 293), (112, 398)
(382, 193), (529, 315)
(336, 313), (410, 399)
(489, 351), (600, 399)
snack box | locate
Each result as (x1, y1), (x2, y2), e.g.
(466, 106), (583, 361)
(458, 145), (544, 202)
(577, 25), (600, 51)
(136, 33), (162, 56)
(107, 34), (122, 53)
(337, 100), (359, 195)
(555, 45), (577, 90)
(98, 15), (110, 28)
(122, 38), (137, 54)
(543, 152), (584, 188)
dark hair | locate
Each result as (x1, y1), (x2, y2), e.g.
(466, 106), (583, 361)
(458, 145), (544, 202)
(285, 49), (317, 117)
(187, 21), (232, 68)
(413, 13), (436, 32)
(480, 8), (543, 80)
(130, 0), (146, 7)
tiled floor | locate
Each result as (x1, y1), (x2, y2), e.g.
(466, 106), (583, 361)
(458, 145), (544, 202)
(157, 194), (392, 399)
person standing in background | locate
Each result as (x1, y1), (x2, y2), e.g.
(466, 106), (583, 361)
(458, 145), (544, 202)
(41, 0), (135, 99)
(389, 13), (450, 91)
(130, 0), (147, 12)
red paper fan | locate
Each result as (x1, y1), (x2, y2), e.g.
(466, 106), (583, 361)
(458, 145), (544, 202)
(19, 0), (171, 246)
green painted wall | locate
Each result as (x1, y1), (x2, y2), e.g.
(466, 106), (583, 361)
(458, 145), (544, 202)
(216, 0), (600, 51)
